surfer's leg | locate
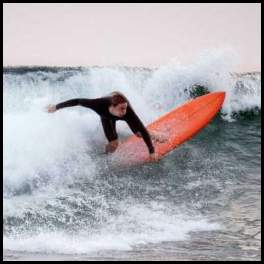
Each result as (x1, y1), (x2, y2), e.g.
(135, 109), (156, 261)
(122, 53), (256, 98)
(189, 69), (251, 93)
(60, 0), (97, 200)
(101, 118), (119, 153)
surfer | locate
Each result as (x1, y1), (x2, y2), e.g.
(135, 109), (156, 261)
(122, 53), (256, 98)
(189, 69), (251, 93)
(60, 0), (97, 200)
(46, 92), (163, 161)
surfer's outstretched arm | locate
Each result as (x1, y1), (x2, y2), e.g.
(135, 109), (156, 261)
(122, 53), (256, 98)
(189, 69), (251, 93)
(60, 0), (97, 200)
(46, 98), (104, 113)
(55, 99), (100, 111)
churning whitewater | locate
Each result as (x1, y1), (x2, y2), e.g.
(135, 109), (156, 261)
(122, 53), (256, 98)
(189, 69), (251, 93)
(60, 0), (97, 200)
(3, 53), (261, 260)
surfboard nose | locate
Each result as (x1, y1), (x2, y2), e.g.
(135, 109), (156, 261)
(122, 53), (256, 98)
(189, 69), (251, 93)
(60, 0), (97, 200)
(218, 91), (226, 103)
(212, 91), (226, 104)
(212, 91), (225, 96)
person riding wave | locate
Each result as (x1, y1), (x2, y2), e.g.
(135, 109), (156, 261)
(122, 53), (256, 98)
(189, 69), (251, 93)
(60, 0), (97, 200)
(46, 91), (164, 161)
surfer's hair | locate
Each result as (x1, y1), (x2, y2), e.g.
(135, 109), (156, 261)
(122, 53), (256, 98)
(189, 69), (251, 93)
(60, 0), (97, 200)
(110, 92), (128, 106)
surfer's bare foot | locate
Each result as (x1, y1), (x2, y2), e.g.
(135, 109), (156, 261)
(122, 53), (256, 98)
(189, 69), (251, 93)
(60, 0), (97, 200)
(150, 131), (167, 143)
(105, 139), (119, 153)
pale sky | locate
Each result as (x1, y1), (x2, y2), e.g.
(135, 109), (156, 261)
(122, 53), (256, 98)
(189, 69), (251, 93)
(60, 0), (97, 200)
(3, 3), (261, 72)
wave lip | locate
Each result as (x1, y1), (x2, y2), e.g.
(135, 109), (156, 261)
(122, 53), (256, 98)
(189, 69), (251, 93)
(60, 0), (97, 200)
(3, 65), (261, 120)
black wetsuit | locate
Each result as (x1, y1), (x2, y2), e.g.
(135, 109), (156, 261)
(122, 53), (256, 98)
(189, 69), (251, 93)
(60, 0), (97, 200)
(55, 96), (155, 154)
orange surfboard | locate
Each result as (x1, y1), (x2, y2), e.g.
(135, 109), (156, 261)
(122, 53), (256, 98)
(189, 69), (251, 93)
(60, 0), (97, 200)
(111, 92), (226, 167)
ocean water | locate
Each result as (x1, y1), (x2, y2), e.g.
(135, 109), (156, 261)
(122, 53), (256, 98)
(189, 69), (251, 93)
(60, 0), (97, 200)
(3, 56), (261, 260)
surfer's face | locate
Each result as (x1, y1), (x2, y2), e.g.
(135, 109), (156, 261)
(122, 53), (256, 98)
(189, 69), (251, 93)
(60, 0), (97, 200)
(110, 102), (128, 117)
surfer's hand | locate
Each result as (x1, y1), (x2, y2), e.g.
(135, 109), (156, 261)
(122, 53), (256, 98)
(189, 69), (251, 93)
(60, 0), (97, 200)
(46, 104), (57, 113)
(149, 152), (160, 162)
(105, 139), (119, 153)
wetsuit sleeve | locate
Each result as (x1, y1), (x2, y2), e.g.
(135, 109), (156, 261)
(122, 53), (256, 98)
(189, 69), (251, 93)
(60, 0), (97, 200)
(55, 98), (100, 111)
(126, 107), (155, 154)
(101, 118), (118, 142)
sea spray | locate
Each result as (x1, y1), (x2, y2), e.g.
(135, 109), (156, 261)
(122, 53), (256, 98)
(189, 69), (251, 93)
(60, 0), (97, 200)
(3, 53), (260, 255)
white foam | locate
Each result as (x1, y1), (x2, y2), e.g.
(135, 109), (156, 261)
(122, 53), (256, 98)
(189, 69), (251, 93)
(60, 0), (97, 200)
(3, 102), (98, 191)
(3, 49), (260, 193)
(4, 202), (220, 254)
(144, 48), (260, 121)
(3, 48), (259, 254)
